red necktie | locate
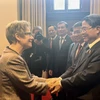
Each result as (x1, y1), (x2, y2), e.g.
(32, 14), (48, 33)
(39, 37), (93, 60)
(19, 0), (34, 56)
(75, 44), (82, 58)
(50, 39), (52, 49)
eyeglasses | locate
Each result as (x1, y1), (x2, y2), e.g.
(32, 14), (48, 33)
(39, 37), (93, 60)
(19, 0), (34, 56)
(73, 30), (81, 34)
(24, 32), (33, 36)
(81, 27), (92, 32)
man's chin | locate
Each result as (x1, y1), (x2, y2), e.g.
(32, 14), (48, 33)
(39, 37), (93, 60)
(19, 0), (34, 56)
(83, 38), (88, 42)
(25, 45), (32, 50)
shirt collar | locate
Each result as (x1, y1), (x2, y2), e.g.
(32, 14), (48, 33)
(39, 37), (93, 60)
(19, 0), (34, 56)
(60, 34), (67, 39)
(51, 35), (57, 40)
(89, 38), (100, 49)
(80, 42), (85, 47)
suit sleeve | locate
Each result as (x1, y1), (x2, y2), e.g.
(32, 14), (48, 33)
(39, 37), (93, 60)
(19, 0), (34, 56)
(60, 43), (75, 78)
(47, 39), (54, 71)
(5, 55), (48, 95)
(61, 54), (100, 92)
(67, 43), (75, 68)
(60, 66), (75, 79)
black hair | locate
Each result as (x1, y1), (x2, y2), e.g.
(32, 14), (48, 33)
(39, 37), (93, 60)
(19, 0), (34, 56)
(73, 21), (82, 28)
(57, 21), (68, 28)
(48, 25), (57, 30)
(83, 14), (100, 28)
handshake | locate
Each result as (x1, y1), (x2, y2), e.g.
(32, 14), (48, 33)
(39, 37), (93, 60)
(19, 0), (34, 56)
(45, 77), (62, 94)
(33, 75), (62, 94)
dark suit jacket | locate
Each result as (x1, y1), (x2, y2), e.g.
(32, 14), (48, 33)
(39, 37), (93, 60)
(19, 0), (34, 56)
(51, 35), (72, 77)
(47, 36), (58, 71)
(22, 39), (49, 77)
(0, 47), (48, 100)
(61, 42), (88, 78)
(67, 43), (78, 68)
(61, 41), (100, 99)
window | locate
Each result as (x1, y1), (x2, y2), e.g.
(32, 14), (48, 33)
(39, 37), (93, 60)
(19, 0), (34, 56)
(46, 0), (90, 21)
(54, 0), (80, 11)
(68, 0), (80, 10)
(54, 0), (65, 10)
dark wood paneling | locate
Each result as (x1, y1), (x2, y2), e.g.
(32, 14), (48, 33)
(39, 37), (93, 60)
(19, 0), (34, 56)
(46, 12), (90, 21)
(46, 0), (90, 36)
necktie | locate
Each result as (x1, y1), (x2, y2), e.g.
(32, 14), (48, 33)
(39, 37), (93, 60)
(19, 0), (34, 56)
(50, 38), (52, 49)
(59, 37), (63, 50)
(79, 45), (89, 62)
(75, 44), (82, 58)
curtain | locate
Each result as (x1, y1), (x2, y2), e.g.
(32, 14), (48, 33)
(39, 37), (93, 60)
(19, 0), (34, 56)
(90, 0), (100, 14)
(18, 0), (46, 36)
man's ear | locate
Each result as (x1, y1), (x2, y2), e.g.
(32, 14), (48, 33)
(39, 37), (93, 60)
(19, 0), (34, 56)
(96, 26), (100, 31)
(15, 33), (21, 41)
(96, 26), (100, 35)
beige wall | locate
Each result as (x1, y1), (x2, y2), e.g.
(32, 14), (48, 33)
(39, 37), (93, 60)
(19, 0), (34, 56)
(0, 0), (17, 54)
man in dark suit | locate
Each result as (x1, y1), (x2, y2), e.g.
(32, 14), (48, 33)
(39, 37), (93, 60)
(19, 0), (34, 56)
(48, 14), (100, 100)
(50, 21), (72, 100)
(67, 21), (87, 69)
(52, 21), (72, 77)
(47, 25), (58, 77)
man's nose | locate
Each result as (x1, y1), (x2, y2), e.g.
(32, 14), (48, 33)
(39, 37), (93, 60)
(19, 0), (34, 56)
(81, 31), (85, 35)
(31, 35), (34, 40)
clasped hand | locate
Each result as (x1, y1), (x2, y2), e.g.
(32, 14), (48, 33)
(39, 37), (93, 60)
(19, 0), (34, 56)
(46, 77), (62, 94)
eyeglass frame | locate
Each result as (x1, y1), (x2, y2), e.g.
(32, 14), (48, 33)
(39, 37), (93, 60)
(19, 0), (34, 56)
(24, 32), (33, 36)
(80, 27), (92, 32)
(73, 30), (81, 34)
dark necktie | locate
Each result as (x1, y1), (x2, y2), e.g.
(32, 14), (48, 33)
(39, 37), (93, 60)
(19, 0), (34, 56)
(80, 45), (90, 62)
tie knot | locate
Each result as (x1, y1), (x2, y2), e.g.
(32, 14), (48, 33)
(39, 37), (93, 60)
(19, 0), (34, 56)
(61, 37), (64, 40)
(78, 44), (82, 49)
(60, 37), (64, 42)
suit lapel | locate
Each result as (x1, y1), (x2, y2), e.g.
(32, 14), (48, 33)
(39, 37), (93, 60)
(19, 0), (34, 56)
(72, 47), (92, 72)
(74, 44), (80, 60)
(72, 41), (100, 73)
(60, 35), (68, 50)
(53, 36), (59, 51)
(71, 43), (79, 64)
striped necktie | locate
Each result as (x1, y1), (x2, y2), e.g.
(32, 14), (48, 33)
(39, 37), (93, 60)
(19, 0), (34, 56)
(75, 44), (82, 58)
(59, 37), (63, 50)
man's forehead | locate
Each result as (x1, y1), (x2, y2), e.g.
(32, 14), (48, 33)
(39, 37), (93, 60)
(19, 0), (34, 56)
(73, 27), (81, 30)
(57, 23), (66, 27)
(48, 26), (54, 30)
(82, 21), (90, 27)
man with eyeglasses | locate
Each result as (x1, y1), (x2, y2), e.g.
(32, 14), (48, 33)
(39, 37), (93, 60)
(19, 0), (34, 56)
(46, 14), (100, 100)
(67, 21), (88, 71)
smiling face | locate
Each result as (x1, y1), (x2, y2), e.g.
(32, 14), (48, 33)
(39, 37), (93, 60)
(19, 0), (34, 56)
(48, 26), (57, 38)
(72, 26), (83, 43)
(16, 27), (33, 50)
(15, 27), (33, 50)
(82, 21), (99, 43)
(6, 20), (34, 53)
(57, 23), (68, 37)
